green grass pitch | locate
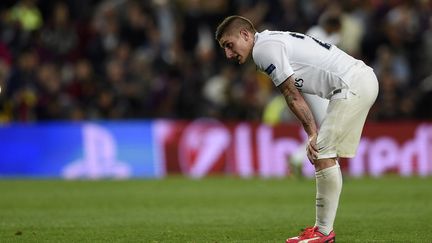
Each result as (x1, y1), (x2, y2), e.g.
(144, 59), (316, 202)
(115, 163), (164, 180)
(0, 176), (431, 242)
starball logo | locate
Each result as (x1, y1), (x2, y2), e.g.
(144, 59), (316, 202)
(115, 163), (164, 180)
(155, 120), (432, 178)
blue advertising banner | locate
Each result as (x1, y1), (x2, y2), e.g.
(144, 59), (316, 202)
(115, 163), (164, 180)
(3, 120), (431, 178)
(0, 122), (161, 179)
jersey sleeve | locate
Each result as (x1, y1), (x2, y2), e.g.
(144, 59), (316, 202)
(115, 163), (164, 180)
(252, 40), (294, 86)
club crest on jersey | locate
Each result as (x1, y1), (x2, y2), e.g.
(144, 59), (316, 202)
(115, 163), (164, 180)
(264, 64), (276, 75)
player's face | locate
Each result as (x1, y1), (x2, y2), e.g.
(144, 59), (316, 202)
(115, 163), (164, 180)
(219, 30), (253, 64)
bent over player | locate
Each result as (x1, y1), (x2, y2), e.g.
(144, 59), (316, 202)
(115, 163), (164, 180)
(215, 15), (378, 243)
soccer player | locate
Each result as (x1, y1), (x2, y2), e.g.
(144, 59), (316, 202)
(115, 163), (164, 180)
(215, 16), (378, 243)
(288, 7), (342, 170)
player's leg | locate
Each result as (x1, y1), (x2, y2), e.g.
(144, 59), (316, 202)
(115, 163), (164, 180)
(286, 97), (338, 243)
(287, 67), (378, 242)
(287, 69), (378, 242)
(304, 93), (329, 126)
(311, 65), (378, 237)
(313, 157), (342, 237)
(286, 109), (342, 243)
(303, 97), (349, 240)
(264, 94), (329, 176)
(289, 94), (329, 169)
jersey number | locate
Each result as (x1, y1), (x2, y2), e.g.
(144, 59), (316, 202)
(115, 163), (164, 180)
(289, 32), (331, 50)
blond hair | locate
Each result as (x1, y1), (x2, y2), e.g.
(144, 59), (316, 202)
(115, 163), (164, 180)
(215, 15), (257, 42)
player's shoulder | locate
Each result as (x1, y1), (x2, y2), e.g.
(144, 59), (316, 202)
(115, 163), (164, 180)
(252, 31), (290, 67)
(255, 30), (289, 45)
(253, 30), (288, 55)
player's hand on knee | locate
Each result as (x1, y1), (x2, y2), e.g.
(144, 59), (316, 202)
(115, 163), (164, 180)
(307, 134), (318, 164)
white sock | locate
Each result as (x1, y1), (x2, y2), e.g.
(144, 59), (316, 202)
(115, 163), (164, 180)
(314, 162), (343, 235)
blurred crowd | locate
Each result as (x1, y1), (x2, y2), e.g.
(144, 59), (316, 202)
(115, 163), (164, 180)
(0, 0), (431, 122)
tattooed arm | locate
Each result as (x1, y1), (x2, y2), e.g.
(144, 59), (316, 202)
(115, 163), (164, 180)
(278, 76), (319, 161)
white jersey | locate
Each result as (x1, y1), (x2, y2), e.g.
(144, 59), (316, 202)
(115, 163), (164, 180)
(252, 30), (365, 99)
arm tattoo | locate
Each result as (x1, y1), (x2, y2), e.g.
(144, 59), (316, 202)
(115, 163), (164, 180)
(278, 77), (317, 136)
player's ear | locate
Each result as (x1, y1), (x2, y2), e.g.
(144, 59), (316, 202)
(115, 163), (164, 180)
(239, 28), (249, 41)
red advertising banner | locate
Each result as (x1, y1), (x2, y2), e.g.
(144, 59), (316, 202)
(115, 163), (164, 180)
(153, 119), (432, 178)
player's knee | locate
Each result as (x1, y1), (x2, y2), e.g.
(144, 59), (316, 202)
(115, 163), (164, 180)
(314, 158), (337, 171)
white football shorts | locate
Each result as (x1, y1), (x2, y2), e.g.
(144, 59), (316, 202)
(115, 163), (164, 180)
(316, 64), (379, 159)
